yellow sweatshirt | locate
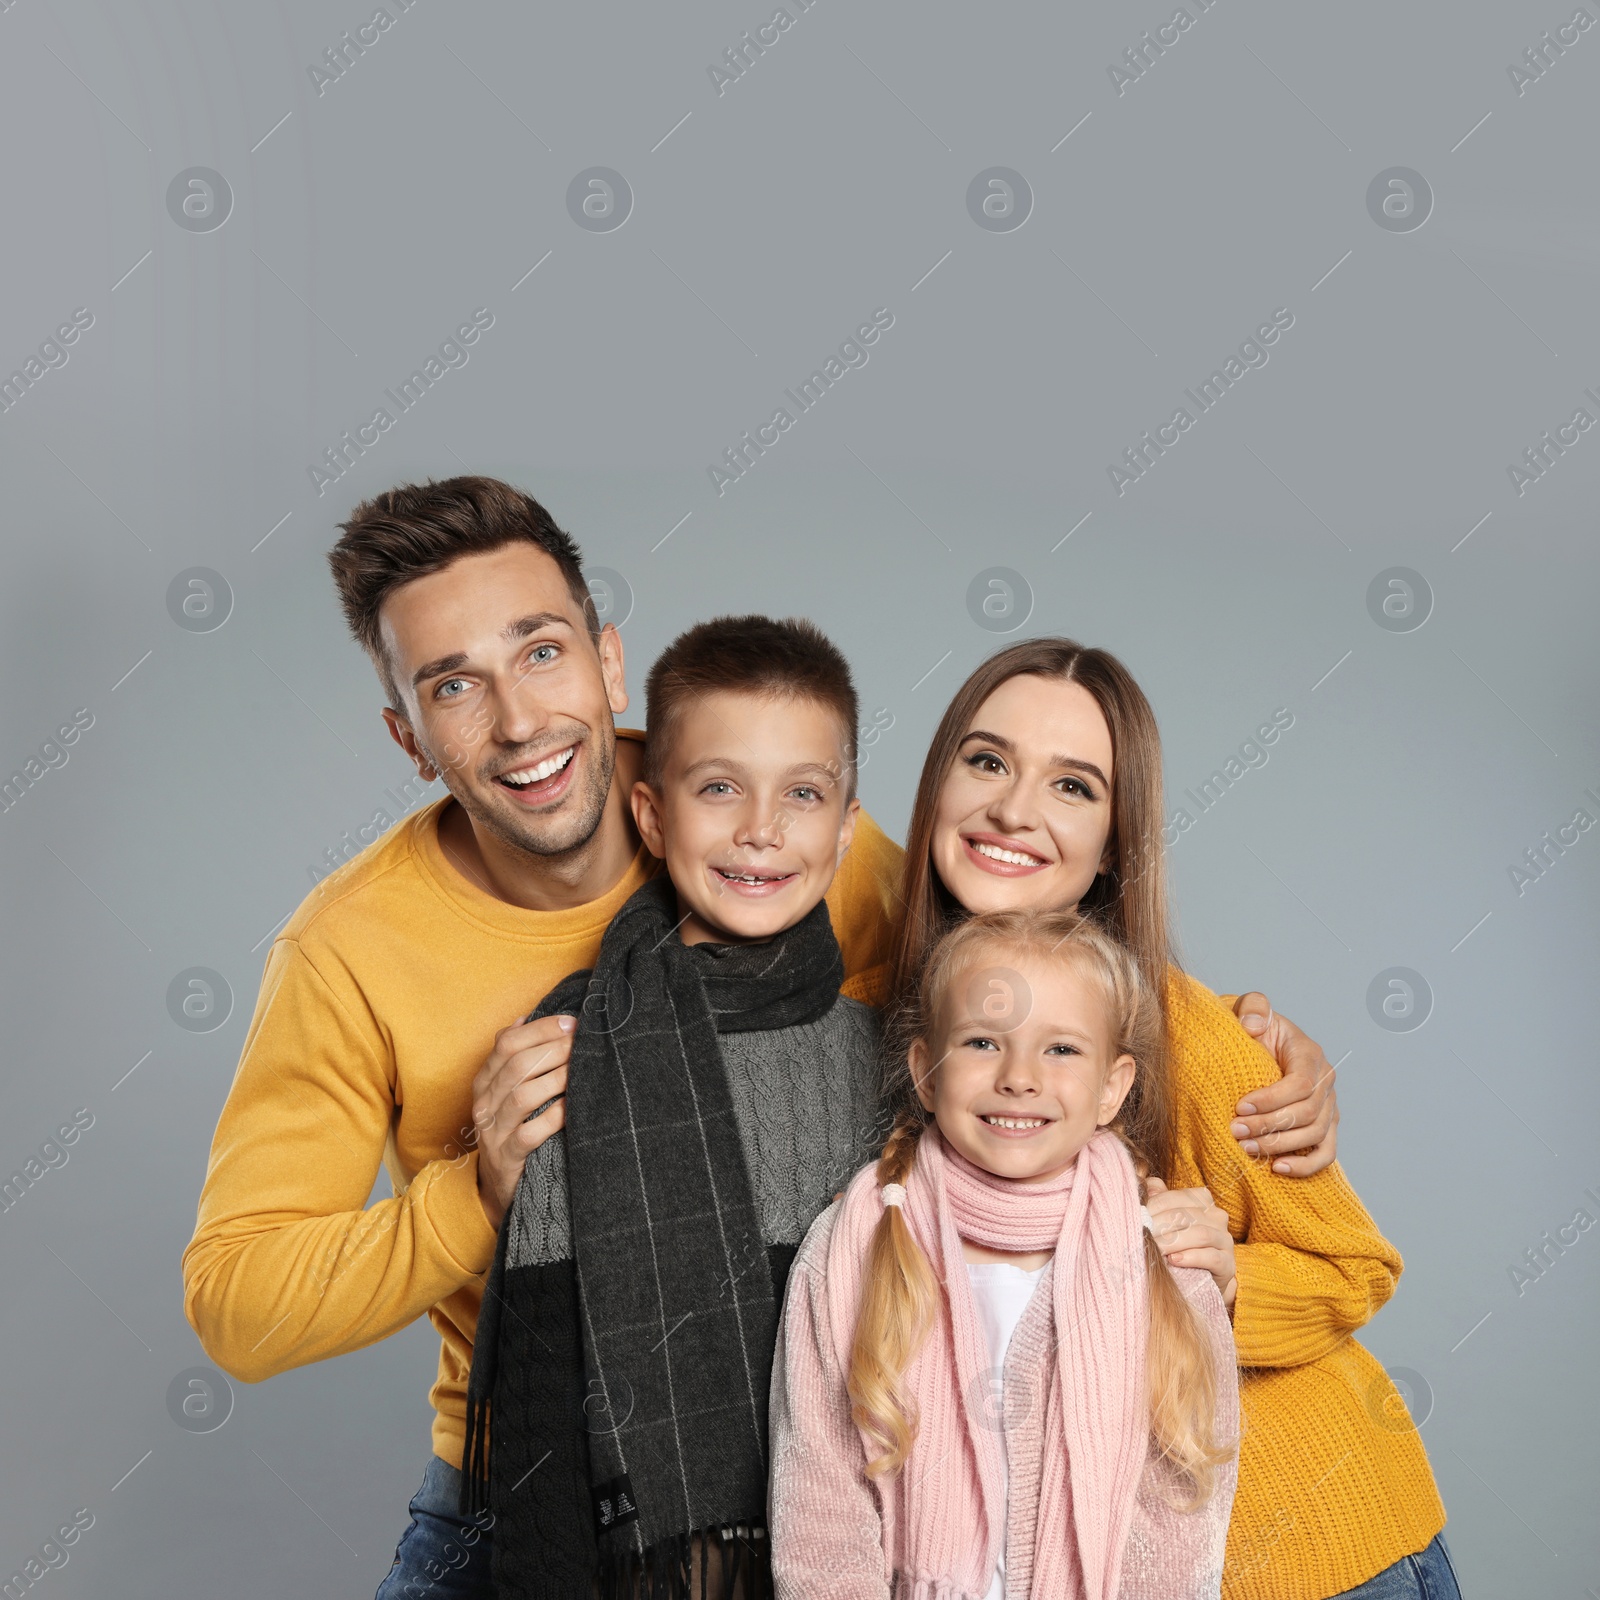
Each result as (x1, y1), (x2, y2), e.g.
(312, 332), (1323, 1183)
(1166, 972), (1446, 1600)
(181, 754), (906, 1472)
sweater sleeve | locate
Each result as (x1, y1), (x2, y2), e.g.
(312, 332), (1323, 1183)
(1166, 974), (1403, 1370)
(180, 937), (499, 1383)
(769, 1217), (890, 1600)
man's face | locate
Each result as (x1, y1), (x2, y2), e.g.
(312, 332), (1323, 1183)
(631, 690), (859, 945)
(379, 544), (627, 859)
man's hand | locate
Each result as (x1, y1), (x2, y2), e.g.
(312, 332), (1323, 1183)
(471, 1014), (576, 1230)
(1230, 993), (1340, 1177)
(1145, 1178), (1237, 1309)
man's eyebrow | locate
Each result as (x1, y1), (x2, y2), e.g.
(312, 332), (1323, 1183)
(959, 728), (1108, 787)
(502, 611), (573, 642)
(409, 614), (574, 689)
(412, 652), (467, 689)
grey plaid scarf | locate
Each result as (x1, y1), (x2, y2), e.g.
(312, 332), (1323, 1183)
(463, 876), (853, 1598)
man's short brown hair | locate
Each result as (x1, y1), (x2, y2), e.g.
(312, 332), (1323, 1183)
(328, 476), (596, 708)
(644, 615), (859, 797)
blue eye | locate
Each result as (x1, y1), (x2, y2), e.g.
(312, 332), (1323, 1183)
(790, 785), (822, 803)
(437, 678), (469, 699)
(529, 644), (559, 665)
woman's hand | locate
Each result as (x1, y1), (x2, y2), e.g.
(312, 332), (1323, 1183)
(1145, 1177), (1237, 1309)
(1230, 993), (1340, 1176)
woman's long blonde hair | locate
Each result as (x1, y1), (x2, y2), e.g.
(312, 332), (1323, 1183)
(849, 910), (1234, 1507)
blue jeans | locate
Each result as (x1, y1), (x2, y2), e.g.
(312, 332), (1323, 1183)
(1332, 1534), (1462, 1599)
(375, 1455), (496, 1599)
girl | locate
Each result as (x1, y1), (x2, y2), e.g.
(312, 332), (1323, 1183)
(875, 639), (1454, 1600)
(770, 908), (1239, 1599)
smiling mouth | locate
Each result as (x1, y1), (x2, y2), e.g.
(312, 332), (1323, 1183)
(979, 1113), (1051, 1132)
(963, 834), (1050, 875)
(712, 865), (798, 896)
(493, 744), (577, 801)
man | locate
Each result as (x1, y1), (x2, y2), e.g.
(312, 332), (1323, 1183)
(181, 476), (1337, 1599)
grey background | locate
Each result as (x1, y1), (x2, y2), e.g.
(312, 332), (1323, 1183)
(1, 0), (1596, 1594)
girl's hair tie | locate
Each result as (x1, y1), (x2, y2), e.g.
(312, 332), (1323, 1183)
(1139, 1204), (1156, 1235)
(881, 1183), (907, 1210)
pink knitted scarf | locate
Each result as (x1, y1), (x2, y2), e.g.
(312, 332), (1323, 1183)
(839, 1126), (1150, 1599)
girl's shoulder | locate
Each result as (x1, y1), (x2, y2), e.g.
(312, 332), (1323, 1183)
(793, 1160), (881, 1278)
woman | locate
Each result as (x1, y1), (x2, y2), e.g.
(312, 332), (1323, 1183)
(878, 639), (1454, 1600)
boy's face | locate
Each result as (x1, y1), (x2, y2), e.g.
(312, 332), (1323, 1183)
(910, 948), (1134, 1185)
(631, 689), (859, 945)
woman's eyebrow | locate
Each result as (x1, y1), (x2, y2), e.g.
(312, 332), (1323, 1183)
(960, 729), (1107, 787)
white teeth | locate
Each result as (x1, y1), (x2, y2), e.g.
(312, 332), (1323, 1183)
(983, 1115), (1046, 1130)
(973, 840), (1044, 867)
(501, 747), (575, 786)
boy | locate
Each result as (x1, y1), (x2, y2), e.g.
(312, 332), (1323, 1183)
(464, 615), (884, 1599)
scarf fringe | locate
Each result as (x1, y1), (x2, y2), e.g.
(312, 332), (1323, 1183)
(460, 1199), (512, 1521)
(597, 1526), (772, 1600)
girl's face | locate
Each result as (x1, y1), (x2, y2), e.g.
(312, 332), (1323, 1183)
(910, 948), (1135, 1185)
(929, 675), (1116, 918)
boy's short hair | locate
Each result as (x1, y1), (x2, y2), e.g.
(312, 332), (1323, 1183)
(328, 475), (597, 710)
(644, 615), (859, 797)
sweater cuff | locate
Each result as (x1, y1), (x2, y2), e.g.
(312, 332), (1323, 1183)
(418, 1152), (499, 1278)
(1230, 1243), (1329, 1367)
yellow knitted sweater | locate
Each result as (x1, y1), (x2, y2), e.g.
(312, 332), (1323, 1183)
(1166, 972), (1446, 1600)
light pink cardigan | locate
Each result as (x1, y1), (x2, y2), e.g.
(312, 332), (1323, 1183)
(769, 1165), (1239, 1600)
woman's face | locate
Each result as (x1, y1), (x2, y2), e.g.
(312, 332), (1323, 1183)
(930, 674), (1116, 916)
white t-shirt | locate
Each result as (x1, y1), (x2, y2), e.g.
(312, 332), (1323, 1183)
(965, 1260), (1049, 1600)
